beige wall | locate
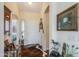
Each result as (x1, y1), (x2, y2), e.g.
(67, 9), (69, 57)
(4, 2), (20, 17)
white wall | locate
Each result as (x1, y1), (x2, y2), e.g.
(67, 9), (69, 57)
(20, 12), (41, 45)
(49, 2), (79, 56)
(0, 2), (4, 57)
(49, 3), (57, 53)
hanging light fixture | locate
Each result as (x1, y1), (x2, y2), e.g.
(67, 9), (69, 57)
(28, 2), (32, 5)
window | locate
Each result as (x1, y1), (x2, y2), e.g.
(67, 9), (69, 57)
(21, 21), (24, 39)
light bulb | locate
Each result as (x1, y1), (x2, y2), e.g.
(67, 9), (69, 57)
(28, 2), (32, 5)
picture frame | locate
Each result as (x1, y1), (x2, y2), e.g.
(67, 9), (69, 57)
(57, 4), (78, 31)
(4, 5), (11, 35)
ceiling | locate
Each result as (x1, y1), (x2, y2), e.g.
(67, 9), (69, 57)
(18, 2), (43, 13)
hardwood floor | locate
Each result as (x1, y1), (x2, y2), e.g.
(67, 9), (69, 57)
(20, 44), (43, 57)
(4, 43), (48, 57)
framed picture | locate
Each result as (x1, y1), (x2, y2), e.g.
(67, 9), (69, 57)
(4, 5), (11, 35)
(57, 4), (78, 31)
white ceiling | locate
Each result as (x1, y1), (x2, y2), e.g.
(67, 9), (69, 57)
(18, 2), (43, 13)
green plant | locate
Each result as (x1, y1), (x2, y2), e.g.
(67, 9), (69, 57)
(64, 53), (74, 57)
